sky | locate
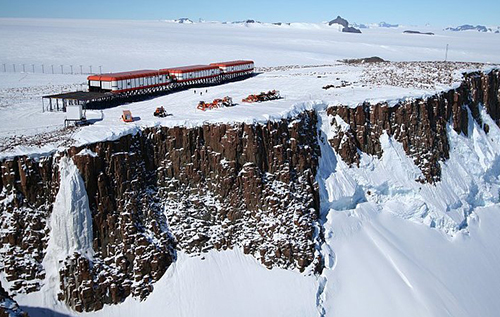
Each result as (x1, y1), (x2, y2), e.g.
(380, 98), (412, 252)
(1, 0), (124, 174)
(0, 0), (498, 27)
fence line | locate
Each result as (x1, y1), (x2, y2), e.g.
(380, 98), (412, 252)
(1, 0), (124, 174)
(1, 63), (104, 75)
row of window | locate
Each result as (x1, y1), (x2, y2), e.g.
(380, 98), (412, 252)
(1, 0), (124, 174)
(221, 63), (254, 73)
(174, 68), (220, 80)
(113, 75), (171, 90)
(90, 65), (253, 91)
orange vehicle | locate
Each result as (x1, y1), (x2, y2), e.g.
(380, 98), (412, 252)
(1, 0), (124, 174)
(154, 106), (168, 117)
(242, 90), (281, 103)
(242, 94), (259, 103)
(122, 110), (133, 122)
(197, 96), (234, 111)
(197, 101), (208, 111)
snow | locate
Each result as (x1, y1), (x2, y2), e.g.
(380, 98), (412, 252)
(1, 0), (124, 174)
(315, 105), (500, 316)
(0, 64), (493, 159)
(20, 249), (318, 317)
(0, 18), (499, 158)
(321, 205), (500, 317)
(76, 148), (98, 157)
(10, 156), (95, 315)
(318, 105), (500, 236)
(2, 18), (500, 317)
(44, 156), (93, 296)
(1, 19), (498, 69)
(47, 156), (93, 259)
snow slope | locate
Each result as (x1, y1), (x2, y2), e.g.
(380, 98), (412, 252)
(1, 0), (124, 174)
(20, 250), (319, 317)
(318, 105), (500, 235)
(323, 205), (500, 317)
(315, 105), (500, 316)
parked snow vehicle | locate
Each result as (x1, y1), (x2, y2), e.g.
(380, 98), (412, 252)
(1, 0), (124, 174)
(154, 106), (168, 117)
(221, 96), (234, 107)
(197, 96), (234, 111)
(45, 61), (254, 111)
(242, 90), (281, 103)
(265, 90), (281, 100)
(122, 110), (133, 122)
(197, 101), (209, 111)
(242, 94), (259, 103)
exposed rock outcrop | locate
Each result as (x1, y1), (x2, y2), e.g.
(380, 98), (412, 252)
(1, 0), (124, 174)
(0, 111), (322, 312)
(0, 283), (28, 317)
(328, 16), (362, 33)
(154, 112), (321, 271)
(342, 56), (386, 64)
(445, 24), (490, 32)
(0, 156), (58, 293)
(403, 30), (434, 35)
(329, 16), (348, 28)
(327, 69), (500, 182)
(342, 26), (362, 34)
(0, 69), (499, 313)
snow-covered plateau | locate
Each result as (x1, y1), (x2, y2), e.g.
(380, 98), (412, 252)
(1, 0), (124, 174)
(1, 18), (500, 317)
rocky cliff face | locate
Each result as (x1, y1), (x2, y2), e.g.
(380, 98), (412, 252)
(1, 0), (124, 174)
(0, 156), (57, 293)
(0, 111), (321, 312)
(0, 69), (498, 313)
(327, 69), (500, 183)
(0, 283), (28, 317)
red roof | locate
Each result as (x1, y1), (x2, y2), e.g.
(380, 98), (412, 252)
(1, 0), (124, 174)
(210, 60), (254, 67)
(161, 65), (219, 73)
(88, 70), (159, 81)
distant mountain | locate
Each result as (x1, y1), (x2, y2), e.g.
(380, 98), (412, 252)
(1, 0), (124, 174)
(352, 23), (368, 29)
(328, 16), (348, 28)
(445, 24), (497, 32)
(233, 19), (262, 24)
(379, 22), (399, 28)
(328, 16), (362, 33)
(174, 18), (194, 24)
(342, 26), (362, 33)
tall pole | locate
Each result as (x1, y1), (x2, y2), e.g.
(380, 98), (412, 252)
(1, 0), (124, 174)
(90, 65), (92, 74)
(80, 65), (83, 74)
(42, 64), (45, 73)
(99, 65), (102, 73)
(22, 64), (25, 72)
(32, 64), (35, 73)
(60, 65), (63, 74)
(70, 65), (73, 74)
(13, 64), (16, 72)
(2, 64), (5, 72)
(445, 44), (449, 62)
(51, 65), (54, 74)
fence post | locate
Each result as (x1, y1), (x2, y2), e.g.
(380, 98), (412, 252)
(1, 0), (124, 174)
(3, 63), (105, 75)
